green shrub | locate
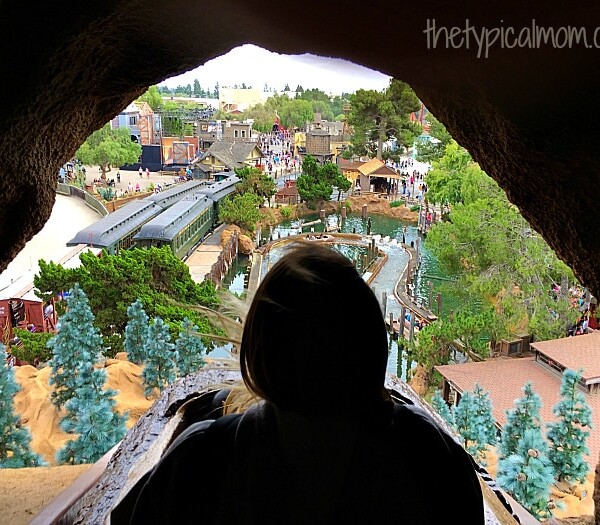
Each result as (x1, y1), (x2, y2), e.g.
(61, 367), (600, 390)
(410, 204), (420, 212)
(97, 187), (115, 201)
(11, 329), (54, 364)
(280, 206), (292, 219)
(390, 200), (404, 208)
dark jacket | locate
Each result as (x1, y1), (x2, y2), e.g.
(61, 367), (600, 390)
(123, 397), (484, 524)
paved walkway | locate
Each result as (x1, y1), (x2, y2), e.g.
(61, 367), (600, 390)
(184, 224), (227, 284)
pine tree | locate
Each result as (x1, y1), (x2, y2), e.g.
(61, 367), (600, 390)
(453, 385), (494, 465)
(142, 317), (177, 397)
(546, 368), (593, 484)
(124, 299), (149, 364)
(497, 428), (556, 520)
(175, 317), (206, 378)
(499, 382), (544, 461)
(431, 389), (455, 428)
(472, 383), (498, 449)
(0, 343), (45, 468)
(47, 283), (104, 410)
(56, 364), (128, 465)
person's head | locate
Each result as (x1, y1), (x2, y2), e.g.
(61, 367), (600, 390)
(240, 242), (389, 417)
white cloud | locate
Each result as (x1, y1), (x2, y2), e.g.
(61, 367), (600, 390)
(159, 44), (391, 96)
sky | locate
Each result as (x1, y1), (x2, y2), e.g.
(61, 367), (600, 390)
(159, 44), (391, 96)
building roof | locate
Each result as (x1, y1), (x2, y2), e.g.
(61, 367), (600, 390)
(531, 331), (600, 384)
(435, 349), (600, 473)
(370, 164), (402, 179)
(204, 141), (263, 170)
(358, 158), (385, 176)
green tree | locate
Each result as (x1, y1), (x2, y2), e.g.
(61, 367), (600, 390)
(0, 343), (45, 468)
(453, 384), (495, 466)
(296, 155), (349, 207)
(76, 123), (142, 180)
(10, 328), (54, 364)
(124, 299), (150, 364)
(279, 98), (313, 129)
(34, 247), (220, 355)
(416, 112), (453, 163)
(234, 166), (276, 205)
(218, 192), (262, 233)
(56, 358), (128, 465)
(472, 383), (498, 453)
(242, 103), (278, 133)
(142, 317), (177, 397)
(431, 389), (455, 427)
(546, 368), (592, 484)
(137, 85), (164, 111)
(499, 382), (544, 461)
(423, 143), (579, 343)
(47, 283), (104, 410)
(497, 428), (557, 520)
(348, 79), (421, 159)
(175, 317), (206, 377)
(424, 140), (474, 206)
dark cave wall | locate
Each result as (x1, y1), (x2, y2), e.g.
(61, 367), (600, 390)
(0, 0), (598, 301)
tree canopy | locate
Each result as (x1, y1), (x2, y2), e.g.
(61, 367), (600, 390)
(422, 142), (579, 347)
(296, 155), (350, 207)
(34, 247), (220, 355)
(347, 79), (421, 160)
(76, 124), (142, 180)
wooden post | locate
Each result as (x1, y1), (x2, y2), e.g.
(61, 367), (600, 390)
(399, 306), (406, 340)
(341, 206), (347, 220)
(408, 312), (415, 341)
(319, 209), (325, 221)
(389, 312), (394, 336)
(381, 291), (387, 317)
(361, 204), (367, 219)
(428, 280), (433, 310)
(436, 292), (442, 316)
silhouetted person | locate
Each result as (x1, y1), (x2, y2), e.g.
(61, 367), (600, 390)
(127, 243), (484, 524)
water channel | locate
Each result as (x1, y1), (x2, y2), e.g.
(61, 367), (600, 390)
(215, 211), (459, 379)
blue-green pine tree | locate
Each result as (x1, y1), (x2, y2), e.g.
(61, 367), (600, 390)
(453, 388), (489, 465)
(546, 368), (592, 484)
(497, 428), (556, 520)
(47, 283), (104, 410)
(124, 299), (149, 364)
(499, 382), (544, 461)
(0, 343), (45, 468)
(142, 317), (177, 397)
(56, 364), (128, 465)
(431, 389), (455, 428)
(175, 317), (206, 378)
(472, 383), (498, 449)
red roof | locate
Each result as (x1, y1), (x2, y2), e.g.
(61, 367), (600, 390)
(435, 344), (600, 472)
(531, 331), (600, 383)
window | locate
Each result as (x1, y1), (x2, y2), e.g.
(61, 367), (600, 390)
(234, 130), (239, 138)
(129, 116), (138, 126)
(242, 130), (246, 138)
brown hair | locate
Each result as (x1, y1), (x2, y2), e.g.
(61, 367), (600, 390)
(240, 242), (389, 416)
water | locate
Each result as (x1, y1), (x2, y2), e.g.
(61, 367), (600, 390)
(263, 212), (458, 316)
(213, 211), (460, 374)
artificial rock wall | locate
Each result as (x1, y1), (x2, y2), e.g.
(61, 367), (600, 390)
(0, 0), (598, 301)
